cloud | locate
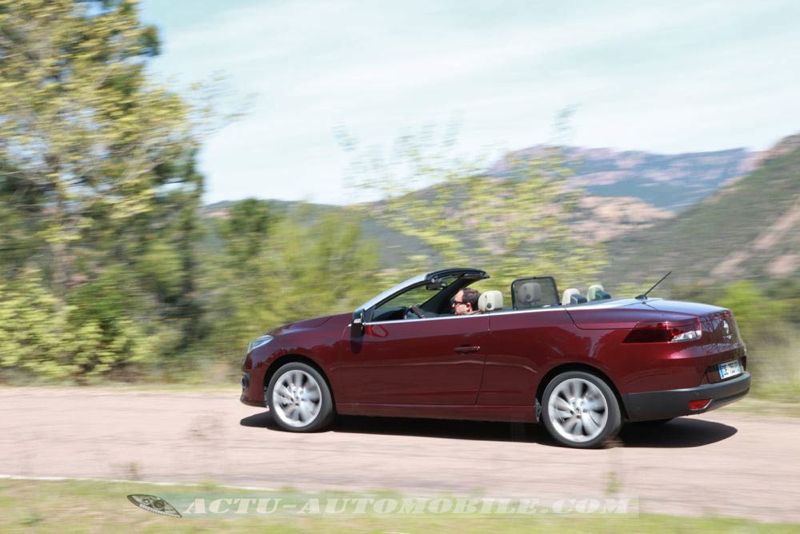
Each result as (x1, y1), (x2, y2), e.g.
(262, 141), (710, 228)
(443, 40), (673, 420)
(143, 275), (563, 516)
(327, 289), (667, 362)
(142, 0), (800, 203)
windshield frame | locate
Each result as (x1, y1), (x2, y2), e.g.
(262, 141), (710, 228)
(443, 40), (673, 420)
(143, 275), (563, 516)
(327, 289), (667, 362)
(356, 268), (489, 316)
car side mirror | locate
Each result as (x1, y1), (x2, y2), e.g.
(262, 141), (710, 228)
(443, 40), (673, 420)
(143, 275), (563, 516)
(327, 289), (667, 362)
(351, 309), (365, 337)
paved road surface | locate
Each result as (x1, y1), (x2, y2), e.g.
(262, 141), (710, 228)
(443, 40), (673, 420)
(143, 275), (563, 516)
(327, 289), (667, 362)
(1, 388), (798, 522)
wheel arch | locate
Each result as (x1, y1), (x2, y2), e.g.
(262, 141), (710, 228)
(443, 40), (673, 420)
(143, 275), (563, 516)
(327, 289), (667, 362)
(264, 354), (336, 408)
(535, 362), (628, 421)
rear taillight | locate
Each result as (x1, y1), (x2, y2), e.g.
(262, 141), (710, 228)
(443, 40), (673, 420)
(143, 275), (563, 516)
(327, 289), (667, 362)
(721, 310), (740, 340)
(688, 399), (711, 410)
(624, 317), (703, 343)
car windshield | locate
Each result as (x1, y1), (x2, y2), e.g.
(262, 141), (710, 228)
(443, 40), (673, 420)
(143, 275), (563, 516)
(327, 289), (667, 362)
(372, 274), (462, 315)
(357, 274), (427, 311)
(373, 284), (436, 313)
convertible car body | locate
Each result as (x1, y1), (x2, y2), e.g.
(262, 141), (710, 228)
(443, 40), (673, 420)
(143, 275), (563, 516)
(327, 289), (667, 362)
(240, 268), (750, 448)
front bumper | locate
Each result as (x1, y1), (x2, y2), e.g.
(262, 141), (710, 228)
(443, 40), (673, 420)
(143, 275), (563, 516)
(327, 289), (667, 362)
(622, 371), (751, 422)
(240, 372), (266, 407)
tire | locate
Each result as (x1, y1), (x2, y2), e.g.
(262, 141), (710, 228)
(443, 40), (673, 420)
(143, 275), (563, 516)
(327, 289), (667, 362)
(266, 362), (335, 432)
(541, 371), (622, 449)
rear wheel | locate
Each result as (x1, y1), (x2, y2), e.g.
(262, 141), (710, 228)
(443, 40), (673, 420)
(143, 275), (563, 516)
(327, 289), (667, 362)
(266, 362), (335, 432)
(541, 371), (622, 448)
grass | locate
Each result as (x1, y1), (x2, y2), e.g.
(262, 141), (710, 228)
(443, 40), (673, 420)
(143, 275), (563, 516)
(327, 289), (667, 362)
(0, 479), (797, 533)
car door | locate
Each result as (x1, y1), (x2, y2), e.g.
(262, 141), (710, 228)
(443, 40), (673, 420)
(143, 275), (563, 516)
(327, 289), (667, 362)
(478, 308), (577, 406)
(333, 314), (490, 406)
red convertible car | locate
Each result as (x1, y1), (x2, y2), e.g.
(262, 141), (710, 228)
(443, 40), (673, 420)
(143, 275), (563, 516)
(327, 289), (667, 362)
(240, 268), (750, 448)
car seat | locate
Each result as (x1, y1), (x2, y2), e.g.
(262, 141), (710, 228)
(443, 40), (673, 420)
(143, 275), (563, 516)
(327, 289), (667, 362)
(587, 284), (611, 301)
(478, 290), (503, 312)
(562, 288), (587, 305)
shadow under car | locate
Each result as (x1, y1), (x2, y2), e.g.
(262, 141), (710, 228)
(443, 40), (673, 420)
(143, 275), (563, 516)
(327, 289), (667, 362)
(240, 411), (737, 448)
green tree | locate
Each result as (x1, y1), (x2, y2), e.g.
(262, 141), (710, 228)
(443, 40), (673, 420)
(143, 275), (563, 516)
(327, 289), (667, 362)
(718, 281), (789, 346)
(217, 198), (275, 266)
(0, 269), (157, 381)
(201, 202), (379, 364)
(0, 0), (204, 379)
(345, 133), (606, 289)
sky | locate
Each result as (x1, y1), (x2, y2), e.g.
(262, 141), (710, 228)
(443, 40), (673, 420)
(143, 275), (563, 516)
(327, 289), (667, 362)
(139, 0), (800, 205)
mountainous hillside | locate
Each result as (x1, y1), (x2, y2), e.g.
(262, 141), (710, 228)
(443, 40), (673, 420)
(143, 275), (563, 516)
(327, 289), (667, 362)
(605, 134), (800, 286)
(490, 146), (756, 211)
(202, 139), (799, 284)
(206, 143), (751, 234)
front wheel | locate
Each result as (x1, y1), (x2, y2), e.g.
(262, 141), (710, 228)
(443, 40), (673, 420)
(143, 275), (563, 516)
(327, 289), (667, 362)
(541, 371), (622, 448)
(266, 362), (335, 432)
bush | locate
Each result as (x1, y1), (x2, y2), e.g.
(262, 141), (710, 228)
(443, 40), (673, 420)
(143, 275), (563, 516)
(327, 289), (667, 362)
(0, 271), (157, 382)
(717, 281), (790, 346)
(716, 281), (799, 399)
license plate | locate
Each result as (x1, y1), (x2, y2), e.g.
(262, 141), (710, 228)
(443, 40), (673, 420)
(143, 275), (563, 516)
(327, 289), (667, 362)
(718, 360), (742, 379)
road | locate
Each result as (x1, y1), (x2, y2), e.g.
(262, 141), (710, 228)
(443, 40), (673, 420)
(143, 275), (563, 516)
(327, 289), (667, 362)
(1, 388), (798, 522)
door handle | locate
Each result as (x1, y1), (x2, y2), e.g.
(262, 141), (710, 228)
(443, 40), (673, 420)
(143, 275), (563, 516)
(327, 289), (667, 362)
(454, 345), (480, 353)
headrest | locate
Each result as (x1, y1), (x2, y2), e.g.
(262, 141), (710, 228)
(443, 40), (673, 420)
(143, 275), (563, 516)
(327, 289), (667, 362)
(587, 284), (611, 301)
(478, 290), (504, 312)
(562, 288), (582, 306)
(518, 282), (542, 305)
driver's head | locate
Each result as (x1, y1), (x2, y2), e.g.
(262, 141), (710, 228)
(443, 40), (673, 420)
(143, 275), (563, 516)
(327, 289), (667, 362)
(451, 287), (480, 315)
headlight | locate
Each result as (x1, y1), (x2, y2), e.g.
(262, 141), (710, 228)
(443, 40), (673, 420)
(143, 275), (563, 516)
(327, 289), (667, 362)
(247, 335), (274, 354)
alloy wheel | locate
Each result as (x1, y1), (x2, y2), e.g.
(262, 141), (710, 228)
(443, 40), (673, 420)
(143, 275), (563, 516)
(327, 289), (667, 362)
(271, 369), (323, 428)
(546, 377), (609, 444)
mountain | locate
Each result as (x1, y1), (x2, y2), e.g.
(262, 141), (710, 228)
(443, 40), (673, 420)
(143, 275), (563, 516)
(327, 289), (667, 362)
(202, 138), (800, 283)
(604, 134), (800, 286)
(490, 146), (757, 212)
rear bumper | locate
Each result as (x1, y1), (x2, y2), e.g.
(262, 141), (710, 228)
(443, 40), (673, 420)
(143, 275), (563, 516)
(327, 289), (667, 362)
(622, 371), (751, 422)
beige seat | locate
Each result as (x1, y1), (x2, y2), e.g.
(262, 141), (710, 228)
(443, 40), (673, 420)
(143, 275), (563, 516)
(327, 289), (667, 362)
(562, 288), (584, 306)
(587, 284), (610, 301)
(478, 290), (504, 312)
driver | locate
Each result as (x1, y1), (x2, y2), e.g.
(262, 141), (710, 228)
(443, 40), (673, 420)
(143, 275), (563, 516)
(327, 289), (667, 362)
(451, 287), (481, 315)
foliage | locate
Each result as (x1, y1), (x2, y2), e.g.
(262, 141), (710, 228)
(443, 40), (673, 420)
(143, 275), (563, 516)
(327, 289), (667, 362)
(717, 281), (790, 345)
(0, 0), (198, 278)
(345, 133), (606, 289)
(198, 202), (379, 365)
(0, 0), (203, 379)
(0, 270), (158, 380)
(716, 281), (799, 397)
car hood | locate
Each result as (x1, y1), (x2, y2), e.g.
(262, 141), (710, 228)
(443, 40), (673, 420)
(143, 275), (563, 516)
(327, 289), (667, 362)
(269, 312), (351, 336)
